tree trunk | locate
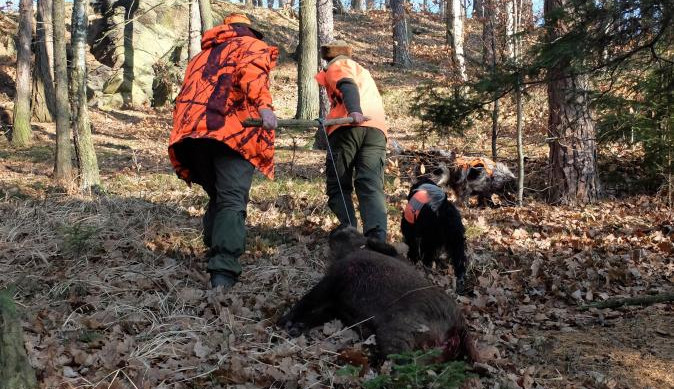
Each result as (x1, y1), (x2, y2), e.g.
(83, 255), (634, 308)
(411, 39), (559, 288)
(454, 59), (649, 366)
(53, 0), (72, 183)
(473, 0), (483, 18)
(198, 0), (214, 34)
(545, 0), (599, 205)
(32, 0), (55, 123)
(315, 0), (335, 149)
(486, 0), (499, 160)
(491, 99), (499, 160)
(334, 0), (346, 15)
(391, 0), (411, 68)
(188, 0), (202, 60)
(446, 0), (467, 81)
(0, 289), (37, 389)
(366, 0), (375, 10)
(11, 0), (33, 147)
(516, 74), (524, 206)
(351, 0), (363, 11)
(246, 0), (254, 8)
(268, 0), (275, 8)
(71, 0), (100, 191)
(296, 0), (319, 119)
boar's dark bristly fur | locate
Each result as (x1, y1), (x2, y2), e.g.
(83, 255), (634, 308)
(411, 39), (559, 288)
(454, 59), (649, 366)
(278, 227), (477, 365)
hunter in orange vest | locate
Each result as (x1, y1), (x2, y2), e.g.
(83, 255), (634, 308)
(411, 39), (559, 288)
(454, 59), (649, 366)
(316, 41), (389, 241)
(169, 14), (278, 289)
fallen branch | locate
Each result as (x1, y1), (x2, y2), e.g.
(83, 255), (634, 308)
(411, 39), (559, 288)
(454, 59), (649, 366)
(242, 116), (369, 129)
(579, 292), (674, 311)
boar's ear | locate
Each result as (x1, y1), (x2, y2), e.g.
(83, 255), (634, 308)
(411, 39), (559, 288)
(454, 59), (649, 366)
(467, 167), (484, 181)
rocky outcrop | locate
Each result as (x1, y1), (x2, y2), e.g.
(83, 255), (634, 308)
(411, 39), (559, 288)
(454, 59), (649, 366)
(88, 0), (189, 108)
(85, 1), (299, 109)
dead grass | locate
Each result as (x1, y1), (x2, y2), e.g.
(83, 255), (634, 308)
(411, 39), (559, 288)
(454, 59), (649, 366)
(0, 6), (672, 389)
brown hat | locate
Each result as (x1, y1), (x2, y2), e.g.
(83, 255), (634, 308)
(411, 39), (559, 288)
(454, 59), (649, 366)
(320, 40), (352, 60)
(224, 13), (264, 39)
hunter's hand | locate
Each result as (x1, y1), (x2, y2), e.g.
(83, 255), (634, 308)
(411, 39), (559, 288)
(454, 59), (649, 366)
(349, 112), (365, 124)
(258, 108), (277, 130)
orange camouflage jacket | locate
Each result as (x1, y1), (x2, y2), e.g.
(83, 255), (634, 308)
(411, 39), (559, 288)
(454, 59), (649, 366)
(169, 24), (279, 179)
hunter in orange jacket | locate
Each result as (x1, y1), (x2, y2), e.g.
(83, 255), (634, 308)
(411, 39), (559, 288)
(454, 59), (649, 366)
(169, 16), (279, 179)
(169, 14), (278, 289)
(317, 41), (389, 242)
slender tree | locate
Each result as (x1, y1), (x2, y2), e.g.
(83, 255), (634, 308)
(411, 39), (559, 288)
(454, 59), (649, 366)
(53, 0), (72, 182)
(314, 0), (335, 149)
(296, 0), (319, 119)
(32, 0), (55, 123)
(246, 0), (254, 7)
(545, 0), (599, 204)
(351, 0), (363, 11)
(198, 0), (214, 33)
(515, 73), (524, 205)
(71, 0), (100, 190)
(446, 0), (467, 81)
(333, 0), (346, 14)
(188, 0), (202, 60)
(391, 0), (411, 67)
(11, 0), (33, 147)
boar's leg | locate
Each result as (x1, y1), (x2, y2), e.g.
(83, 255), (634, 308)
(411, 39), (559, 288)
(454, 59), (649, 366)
(278, 277), (337, 336)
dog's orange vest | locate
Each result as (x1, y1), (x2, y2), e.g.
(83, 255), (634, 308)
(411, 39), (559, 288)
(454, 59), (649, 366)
(455, 157), (494, 177)
(404, 189), (431, 224)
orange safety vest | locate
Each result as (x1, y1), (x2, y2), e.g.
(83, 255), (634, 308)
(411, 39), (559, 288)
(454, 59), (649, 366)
(404, 189), (431, 224)
(169, 24), (279, 180)
(315, 57), (388, 135)
(455, 157), (494, 177)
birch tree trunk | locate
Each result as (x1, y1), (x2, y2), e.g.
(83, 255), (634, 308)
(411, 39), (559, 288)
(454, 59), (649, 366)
(446, 0), (467, 81)
(315, 0), (335, 149)
(545, 0), (600, 204)
(515, 74), (524, 206)
(188, 0), (202, 60)
(53, 0), (72, 183)
(11, 0), (33, 147)
(71, 0), (100, 191)
(198, 0), (214, 33)
(391, 0), (411, 68)
(32, 0), (55, 123)
(296, 0), (319, 119)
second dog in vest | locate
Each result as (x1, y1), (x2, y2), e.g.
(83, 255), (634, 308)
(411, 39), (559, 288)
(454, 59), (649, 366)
(401, 177), (469, 295)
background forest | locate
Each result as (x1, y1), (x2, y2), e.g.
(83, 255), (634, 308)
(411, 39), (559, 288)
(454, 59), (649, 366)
(0, 0), (672, 388)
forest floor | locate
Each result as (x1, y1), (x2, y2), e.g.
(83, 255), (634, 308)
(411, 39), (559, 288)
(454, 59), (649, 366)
(1, 5), (673, 389)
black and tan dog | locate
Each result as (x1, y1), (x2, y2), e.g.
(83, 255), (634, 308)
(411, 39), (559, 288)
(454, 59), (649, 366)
(401, 177), (468, 294)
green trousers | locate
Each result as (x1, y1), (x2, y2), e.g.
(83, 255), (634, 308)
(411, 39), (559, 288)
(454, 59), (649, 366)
(325, 126), (388, 241)
(175, 139), (254, 277)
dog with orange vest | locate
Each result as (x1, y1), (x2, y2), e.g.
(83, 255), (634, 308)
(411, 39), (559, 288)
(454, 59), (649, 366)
(401, 177), (468, 295)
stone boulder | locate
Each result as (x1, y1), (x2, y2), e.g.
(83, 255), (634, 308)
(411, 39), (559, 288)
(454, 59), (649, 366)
(88, 0), (189, 108)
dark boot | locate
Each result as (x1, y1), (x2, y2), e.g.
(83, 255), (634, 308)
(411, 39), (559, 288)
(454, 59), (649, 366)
(210, 271), (238, 289)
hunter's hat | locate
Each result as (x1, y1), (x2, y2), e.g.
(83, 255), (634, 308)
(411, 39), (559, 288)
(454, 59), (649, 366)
(224, 13), (264, 39)
(320, 40), (352, 60)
